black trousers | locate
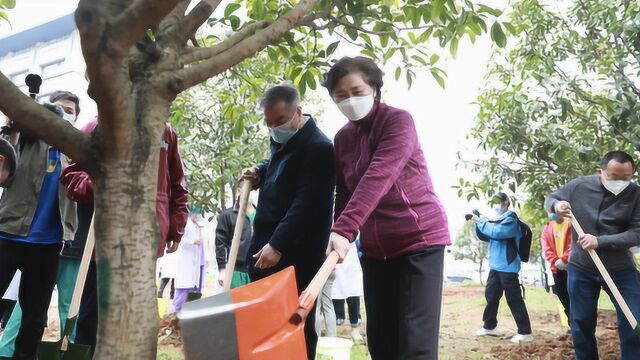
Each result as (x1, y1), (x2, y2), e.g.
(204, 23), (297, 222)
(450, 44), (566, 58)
(482, 270), (532, 334)
(157, 277), (175, 299)
(249, 262), (318, 360)
(0, 299), (16, 328)
(361, 246), (445, 360)
(0, 240), (60, 360)
(552, 270), (570, 319)
(75, 261), (98, 357)
(333, 297), (360, 326)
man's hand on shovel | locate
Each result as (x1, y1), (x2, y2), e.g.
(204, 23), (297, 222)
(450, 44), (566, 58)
(554, 200), (573, 218)
(578, 234), (599, 250)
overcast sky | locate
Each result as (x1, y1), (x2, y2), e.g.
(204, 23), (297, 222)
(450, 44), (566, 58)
(0, 0), (508, 240)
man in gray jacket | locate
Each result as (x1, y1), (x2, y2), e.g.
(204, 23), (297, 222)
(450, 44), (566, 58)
(545, 150), (640, 360)
(0, 103), (77, 360)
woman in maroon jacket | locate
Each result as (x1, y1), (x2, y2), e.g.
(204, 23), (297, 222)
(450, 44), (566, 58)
(323, 57), (451, 360)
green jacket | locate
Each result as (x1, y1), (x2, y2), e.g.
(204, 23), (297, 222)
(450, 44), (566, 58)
(0, 139), (77, 241)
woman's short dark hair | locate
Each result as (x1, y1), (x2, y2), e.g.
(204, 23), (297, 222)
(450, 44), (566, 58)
(49, 90), (81, 115)
(322, 56), (384, 102)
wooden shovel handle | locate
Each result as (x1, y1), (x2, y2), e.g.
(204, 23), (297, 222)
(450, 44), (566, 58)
(291, 251), (340, 325)
(223, 181), (252, 291)
(570, 216), (638, 330)
(68, 216), (95, 319)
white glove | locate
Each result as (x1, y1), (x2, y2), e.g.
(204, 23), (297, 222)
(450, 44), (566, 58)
(555, 259), (567, 271)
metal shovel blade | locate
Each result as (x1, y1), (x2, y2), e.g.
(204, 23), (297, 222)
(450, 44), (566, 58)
(37, 340), (91, 360)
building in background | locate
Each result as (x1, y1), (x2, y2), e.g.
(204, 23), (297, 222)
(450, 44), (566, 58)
(0, 13), (97, 125)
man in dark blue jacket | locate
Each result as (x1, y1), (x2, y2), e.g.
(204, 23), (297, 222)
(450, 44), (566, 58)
(243, 83), (335, 360)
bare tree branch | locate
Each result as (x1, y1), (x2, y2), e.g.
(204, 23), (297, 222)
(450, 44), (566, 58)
(181, 21), (270, 64)
(0, 74), (92, 164)
(178, 0), (223, 44)
(110, 0), (184, 56)
(171, 0), (322, 93)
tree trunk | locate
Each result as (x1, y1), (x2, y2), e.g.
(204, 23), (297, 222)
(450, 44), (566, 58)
(479, 258), (484, 286)
(92, 92), (169, 359)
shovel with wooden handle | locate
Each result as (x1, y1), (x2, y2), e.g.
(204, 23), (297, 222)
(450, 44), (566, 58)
(179, 241), (341, 360)
(222, 180), (252, 291)
(570, 215), (640, 336)
(38, 217), (95, 360)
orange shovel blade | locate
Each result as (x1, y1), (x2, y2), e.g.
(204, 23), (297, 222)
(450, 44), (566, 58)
(179, 266), (307, 360)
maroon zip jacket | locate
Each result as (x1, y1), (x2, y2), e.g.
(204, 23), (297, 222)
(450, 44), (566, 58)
(60, 117), (189, 258)
(332, 103), (451, 260)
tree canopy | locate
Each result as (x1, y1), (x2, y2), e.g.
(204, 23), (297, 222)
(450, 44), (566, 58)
(460, 0), (640, 224)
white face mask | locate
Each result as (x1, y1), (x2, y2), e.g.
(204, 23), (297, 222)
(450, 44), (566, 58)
(62, 112), (76, 123)
(336, 95), (375, 121)
(602, 179), (630, 196)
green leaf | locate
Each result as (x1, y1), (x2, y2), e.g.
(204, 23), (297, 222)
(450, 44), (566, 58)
(430, 54), (440, 64)
(228, 15), (241, 31)
(252, 0), (265, 20)
(490, 22), (507, 48)
(478, 4), (502, 17)
(450, 36), (459, 58)
(224, 3), (241, 18)
(395, 66), (402, 81)
(326, 41), (340, 56)
(431, 69), (445, 89)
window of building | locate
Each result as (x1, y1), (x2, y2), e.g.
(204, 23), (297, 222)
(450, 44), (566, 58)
(40, 58), (65, 78)
(9, 70), (29, 84)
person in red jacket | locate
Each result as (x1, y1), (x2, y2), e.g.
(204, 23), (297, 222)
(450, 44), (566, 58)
(59, 117), (188, 355)
(541, 212), (572, 320)
(323, 56), (451, 360)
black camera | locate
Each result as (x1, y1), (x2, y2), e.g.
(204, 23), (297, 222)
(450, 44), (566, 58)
(464, 209), (481, 221)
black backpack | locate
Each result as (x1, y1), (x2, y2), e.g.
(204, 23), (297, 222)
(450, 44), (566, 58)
(475, 212), (532, 263)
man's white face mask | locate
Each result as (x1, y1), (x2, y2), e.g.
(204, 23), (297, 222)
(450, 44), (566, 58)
(602, 178), (630, 196)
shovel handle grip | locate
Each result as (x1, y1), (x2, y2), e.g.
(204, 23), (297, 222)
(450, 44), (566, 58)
(291, 251), (340, 324)
(570, 216), (639, 330)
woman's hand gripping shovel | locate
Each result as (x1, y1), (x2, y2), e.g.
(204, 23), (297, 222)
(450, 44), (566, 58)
(38, 217), (95, 359)
(569, 211), (640, 337)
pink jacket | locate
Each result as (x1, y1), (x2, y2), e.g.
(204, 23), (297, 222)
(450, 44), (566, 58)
(541, 221), (572, 273)
(60, 118), (189, 257)
(332, 103), (451, 260)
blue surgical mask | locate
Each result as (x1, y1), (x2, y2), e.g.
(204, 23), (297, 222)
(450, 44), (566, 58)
(62, 112), (76, 123)
(270, 113), (297, 144)
(548, 213), (561, 221)
(494, 206), (506, 215)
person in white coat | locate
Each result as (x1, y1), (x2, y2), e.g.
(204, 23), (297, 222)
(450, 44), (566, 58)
(172, 209), (207, 312)
(332, 241), (364, 341)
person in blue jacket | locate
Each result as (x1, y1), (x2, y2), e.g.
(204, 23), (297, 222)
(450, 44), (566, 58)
(243, 83), (336, 360)
(470, 192), (533, 343)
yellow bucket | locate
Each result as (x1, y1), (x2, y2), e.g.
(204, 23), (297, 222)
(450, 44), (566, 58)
(316, 337), (353, 360)
(158, 298), (169, 318)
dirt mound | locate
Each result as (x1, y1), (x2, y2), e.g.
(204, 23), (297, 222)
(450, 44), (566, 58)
(158, 314), (183, 348)
(491, 310), (620, 360)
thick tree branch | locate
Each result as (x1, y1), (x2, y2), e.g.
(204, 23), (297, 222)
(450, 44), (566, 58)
(178, 0), (223, 44)
(171, 0), (322, 93)
(110, 0), (184, 56)
(0, 74), (92, 164)
(181, 21), (270, 65)
(157, 0), (190, 45)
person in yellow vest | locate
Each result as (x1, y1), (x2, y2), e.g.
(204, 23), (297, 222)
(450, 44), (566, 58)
(541, 212), (572, 319)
